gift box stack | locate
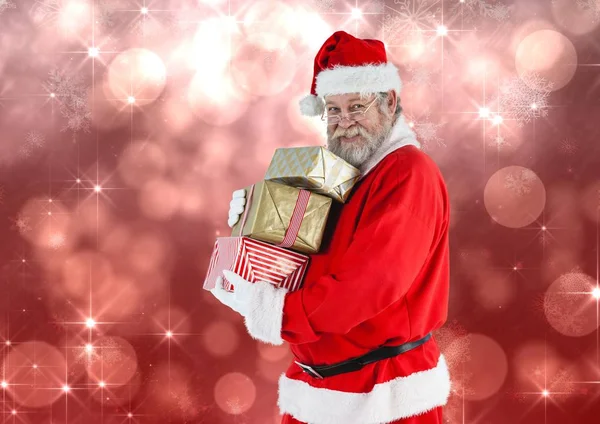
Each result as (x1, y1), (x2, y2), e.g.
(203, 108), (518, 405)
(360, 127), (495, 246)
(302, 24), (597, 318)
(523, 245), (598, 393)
(203, 146), (361, 293)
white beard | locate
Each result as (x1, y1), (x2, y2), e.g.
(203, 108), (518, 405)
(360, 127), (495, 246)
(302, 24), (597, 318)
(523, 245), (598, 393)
(326, 115), (394, 168)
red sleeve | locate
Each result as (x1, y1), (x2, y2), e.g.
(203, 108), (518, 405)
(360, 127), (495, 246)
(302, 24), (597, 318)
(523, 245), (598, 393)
(281, 163), (443, 345)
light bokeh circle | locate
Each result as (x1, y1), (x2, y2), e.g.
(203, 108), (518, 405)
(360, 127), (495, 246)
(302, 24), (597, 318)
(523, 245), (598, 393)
(202, 320), (240, 357)
(106, 48), (167, 106)
(241, 0), (297, 50)
(484, 166), (546, 228)
(544, 272), (599, 337)
(86, 336), (138, 388)
(3, 341), (68, 408)
(214, 372), (257, 415)
(118, 141), (168, 189)
(230, 39), (297, 97)
(187, 71), (249, 126)
(580, 180), (600, 223)
(515, 30), (577, 91)
(448, 334), (508, 401)
(551, 0), (600, 35)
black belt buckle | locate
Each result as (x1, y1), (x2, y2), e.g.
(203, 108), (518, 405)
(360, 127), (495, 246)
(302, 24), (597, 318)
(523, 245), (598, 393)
(294, 360), (324, 379)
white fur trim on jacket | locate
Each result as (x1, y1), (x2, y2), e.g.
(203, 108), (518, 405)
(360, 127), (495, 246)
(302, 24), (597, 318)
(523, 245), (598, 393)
(243, 281), (288, 346)
(315, 62), (403, 98)
(278, 354), (451, 424)
(359, 114), (421, 179)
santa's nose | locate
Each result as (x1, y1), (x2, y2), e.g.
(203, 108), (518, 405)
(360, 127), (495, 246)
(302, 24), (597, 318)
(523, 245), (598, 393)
(337, 118), (358, 129)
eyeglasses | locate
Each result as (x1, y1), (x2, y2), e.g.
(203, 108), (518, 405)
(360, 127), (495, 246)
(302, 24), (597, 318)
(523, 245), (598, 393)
(321, 98), (378, 125)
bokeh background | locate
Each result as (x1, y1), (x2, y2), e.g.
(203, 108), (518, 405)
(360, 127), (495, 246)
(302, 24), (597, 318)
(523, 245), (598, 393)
(1, 0), (600, 422)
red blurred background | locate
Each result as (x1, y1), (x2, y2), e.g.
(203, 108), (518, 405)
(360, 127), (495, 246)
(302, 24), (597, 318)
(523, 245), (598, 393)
(1, 0), (600, 422)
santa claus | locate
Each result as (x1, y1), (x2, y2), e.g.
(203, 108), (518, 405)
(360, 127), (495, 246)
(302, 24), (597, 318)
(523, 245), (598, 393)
(211, 30), (451, 424)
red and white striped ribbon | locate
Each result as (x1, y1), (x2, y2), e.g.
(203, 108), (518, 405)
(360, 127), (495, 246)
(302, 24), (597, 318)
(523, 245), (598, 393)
(277, 189), (311, 249)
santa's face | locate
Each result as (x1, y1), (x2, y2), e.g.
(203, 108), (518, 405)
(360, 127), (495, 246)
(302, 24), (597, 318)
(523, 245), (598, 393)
(325, 92), (395, 168)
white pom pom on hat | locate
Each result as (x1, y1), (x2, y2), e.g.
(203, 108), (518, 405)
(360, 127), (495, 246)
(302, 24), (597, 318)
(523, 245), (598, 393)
(299, 94), (325, 116)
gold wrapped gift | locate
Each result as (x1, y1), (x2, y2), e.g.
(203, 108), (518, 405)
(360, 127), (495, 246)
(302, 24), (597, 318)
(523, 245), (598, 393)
(231, 180), (332, 254)
(264, 146), (361, 203)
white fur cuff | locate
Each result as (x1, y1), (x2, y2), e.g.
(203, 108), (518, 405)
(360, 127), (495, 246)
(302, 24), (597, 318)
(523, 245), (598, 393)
(244, 281), (288, 345)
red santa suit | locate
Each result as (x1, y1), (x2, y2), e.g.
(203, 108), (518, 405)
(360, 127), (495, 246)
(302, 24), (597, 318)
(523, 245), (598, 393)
(217, 31), (452, 424)
(241, 114), (451, 424)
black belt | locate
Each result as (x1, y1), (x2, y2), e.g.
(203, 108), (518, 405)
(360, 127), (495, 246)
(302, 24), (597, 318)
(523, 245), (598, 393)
(294, 333), (432, 379)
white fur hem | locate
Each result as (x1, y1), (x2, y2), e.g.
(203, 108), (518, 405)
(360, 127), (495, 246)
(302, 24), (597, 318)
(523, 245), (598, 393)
(244, 281), (288, 346)
(315, 62), (402, 98)
(278, 354), (451, 424)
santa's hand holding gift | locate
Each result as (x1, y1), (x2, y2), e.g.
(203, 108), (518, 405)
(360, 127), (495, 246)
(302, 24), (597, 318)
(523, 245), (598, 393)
(210, 270), (288, 346)
(210, 30), (452, 424)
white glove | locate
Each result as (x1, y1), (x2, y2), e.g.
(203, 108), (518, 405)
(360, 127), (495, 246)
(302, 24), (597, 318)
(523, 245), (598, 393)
(209, 270), (287, 345)
(210, 270), (253, 316)
(228, 189), (246, 228)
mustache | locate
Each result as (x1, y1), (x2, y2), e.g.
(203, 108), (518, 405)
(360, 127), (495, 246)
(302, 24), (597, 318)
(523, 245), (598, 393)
(332, 126), (367, 139)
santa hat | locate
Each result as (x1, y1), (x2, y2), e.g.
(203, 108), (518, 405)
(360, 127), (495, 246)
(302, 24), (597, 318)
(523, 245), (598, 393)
(299, 30), (403, 117)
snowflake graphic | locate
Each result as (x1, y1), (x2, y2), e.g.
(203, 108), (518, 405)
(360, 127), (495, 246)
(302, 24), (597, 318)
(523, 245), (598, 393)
(559, 138), (578, 156)
(434, 320), (470, 367)
(172, 388), (200, 418)
(383, 0), (441, 47)
(20, 130), (46, 157)
(444, 374), (476, 424)
(73, 343), (100, 367)
(406, 111), (445, 149)
(26, 130), (45, 148)
(450, 0), (511, 22)
(20, 144), (34, 158)
(48, 232), (66, 250)
(488, 133), (512, 151)
(549, 367), (577, 395)
(368, 0), (385, 13)
(448, 373), (477, 397)
(0, 0), (15, 15)
(512, 366), (576, 402)
(539, 231), (552, 247)
(226, 397), (245, 415)
(130, 15), (152, 36)
(503, 168), (537, 196)
(97, 0), (117, 28)
(577, 0), (600, 22)
(525, 360), (577, 395)
(406, 65), (437, 88)
(31, 0), (61, 26)
(494, 72), (553, 126)
(130, 11), (182, 37)
(532, 291), (547, 317)
(73, 337), (127, 368)
(415, 121), (445, 148)
(532, 365), (544, 379)
(545, 299), (583, 335)
(11, 215), (32, 233)
(312, 0), (336, 12)
(45, 69), (91, 135)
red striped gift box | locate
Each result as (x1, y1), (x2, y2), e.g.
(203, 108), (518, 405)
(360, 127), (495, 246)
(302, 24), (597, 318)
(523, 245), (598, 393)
(203, 236), (309, 292)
